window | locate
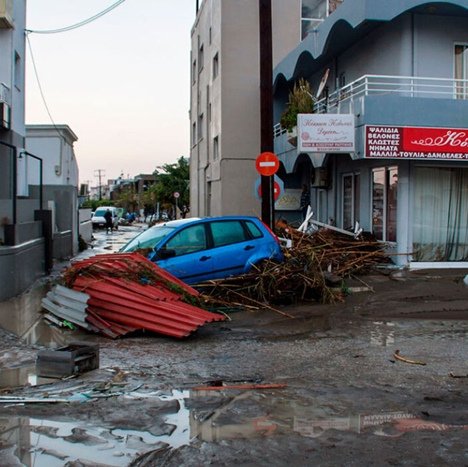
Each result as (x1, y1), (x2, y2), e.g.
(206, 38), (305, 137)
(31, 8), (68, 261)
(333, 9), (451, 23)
(14, 52), (22, 90)
(198, 44), (204, 73)
(245, 220), (263, 239)
(210, 221), (247, 247)
(165, 225), (207, 256)
(192, 59), (197, 84)
(301, 0), (327, 39)
(192, 122), (196, 146)
(372, 167), (397, 242)
(301, 1), (342, 39)
(213, 135), (219, 160)
(197, 113), (204, 140)
(212, 52), (219, 80)
(342, 173), (360, 230)
(454, 44), (468, 99)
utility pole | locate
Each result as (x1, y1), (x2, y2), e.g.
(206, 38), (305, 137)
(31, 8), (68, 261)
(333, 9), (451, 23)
(94, 169), (105, 201)
(259, 0), (274, 229)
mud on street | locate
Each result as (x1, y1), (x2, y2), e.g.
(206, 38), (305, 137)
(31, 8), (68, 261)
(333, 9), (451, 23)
(0, 224), (467, 466)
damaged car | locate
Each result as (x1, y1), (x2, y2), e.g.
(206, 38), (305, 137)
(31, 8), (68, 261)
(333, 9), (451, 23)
(120, 216), (284, 284)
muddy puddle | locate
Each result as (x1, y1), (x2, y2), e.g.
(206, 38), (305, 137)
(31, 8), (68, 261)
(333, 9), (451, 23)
(0, 366), (58, 389)
(1, 387), (466, 466)
(0, 390), (189, 466)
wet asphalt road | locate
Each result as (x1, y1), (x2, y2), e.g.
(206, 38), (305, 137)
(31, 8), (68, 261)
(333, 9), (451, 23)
(0, 224), (466, 466)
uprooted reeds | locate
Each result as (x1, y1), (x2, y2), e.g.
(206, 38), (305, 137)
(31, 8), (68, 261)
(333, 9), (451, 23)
(197, 222), (391, 308)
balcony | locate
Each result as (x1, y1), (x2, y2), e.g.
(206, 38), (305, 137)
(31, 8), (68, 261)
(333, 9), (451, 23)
(274, 74), (468, 164)
(314, 74), (468, 114)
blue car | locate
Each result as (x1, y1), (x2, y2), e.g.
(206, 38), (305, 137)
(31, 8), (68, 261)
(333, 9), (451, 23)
(120, 216), (284, 284)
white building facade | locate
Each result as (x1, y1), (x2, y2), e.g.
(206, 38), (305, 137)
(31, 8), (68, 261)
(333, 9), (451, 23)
(190, 0), (305, 217)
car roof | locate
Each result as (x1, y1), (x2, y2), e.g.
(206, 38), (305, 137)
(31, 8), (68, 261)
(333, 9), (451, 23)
(153, 216), (261, 229)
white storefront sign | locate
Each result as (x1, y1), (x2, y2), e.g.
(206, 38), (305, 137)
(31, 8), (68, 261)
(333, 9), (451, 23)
(298, 114), (355, 153)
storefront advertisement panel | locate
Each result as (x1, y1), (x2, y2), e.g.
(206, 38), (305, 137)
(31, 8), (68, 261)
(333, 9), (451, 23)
(299, 114), (355, 153)
(365, 125), (468, 160)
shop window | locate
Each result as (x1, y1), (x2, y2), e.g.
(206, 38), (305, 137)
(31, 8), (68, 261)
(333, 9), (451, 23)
(342, 173), (360, 230)
(413, 167), (468, 261)
(317, 189), (327, 223)
(455, 44), (468, 99)
(372, 167), (397, 242)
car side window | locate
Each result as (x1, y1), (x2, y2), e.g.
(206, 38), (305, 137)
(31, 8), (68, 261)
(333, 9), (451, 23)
(165, 225), (206, 256)
(245, 220), (263, 239)
(210, 221), (247, 247)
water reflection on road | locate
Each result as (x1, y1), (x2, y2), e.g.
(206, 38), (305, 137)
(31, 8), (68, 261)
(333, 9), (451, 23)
(0, 388), (466, 466)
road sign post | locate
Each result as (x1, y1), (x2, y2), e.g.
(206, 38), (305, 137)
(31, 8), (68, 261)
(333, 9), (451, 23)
(256, 152), (279, 228)
(173, 192), (180, 219)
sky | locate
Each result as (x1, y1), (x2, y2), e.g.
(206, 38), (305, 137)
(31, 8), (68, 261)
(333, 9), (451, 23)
(25, 0), (196, 186)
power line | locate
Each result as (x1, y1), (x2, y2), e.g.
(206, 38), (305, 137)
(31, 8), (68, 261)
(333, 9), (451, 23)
(26, 33), (65, 142)
(25, 0), (127, 35)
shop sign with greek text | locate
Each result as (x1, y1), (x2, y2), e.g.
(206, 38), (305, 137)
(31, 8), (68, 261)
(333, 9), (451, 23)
(298, 114), (355, 153)
(365, 125), (468, 160)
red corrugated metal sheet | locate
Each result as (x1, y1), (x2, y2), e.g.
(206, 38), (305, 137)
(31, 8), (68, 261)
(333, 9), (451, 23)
(62, 252), (225, 339)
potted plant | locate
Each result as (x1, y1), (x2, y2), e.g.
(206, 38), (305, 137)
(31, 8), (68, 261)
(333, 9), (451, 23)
(280, 78), (315, 146)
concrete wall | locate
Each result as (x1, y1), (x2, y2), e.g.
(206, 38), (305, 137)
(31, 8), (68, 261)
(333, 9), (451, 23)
(0, 239), (45, 301)
(79, 208), (93, 243)
(334, 13), (468, 87)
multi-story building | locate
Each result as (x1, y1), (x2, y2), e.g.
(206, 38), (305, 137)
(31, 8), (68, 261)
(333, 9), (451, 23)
(190, 0), (310, 216)
(273, 0), (468, 267)
(0, 1), (81, 300)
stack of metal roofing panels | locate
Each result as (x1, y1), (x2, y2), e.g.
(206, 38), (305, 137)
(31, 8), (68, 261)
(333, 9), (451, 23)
(58, 252), (224, 339)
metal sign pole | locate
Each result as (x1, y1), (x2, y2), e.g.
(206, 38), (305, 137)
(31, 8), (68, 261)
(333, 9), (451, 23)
(259, 0), (274, 230)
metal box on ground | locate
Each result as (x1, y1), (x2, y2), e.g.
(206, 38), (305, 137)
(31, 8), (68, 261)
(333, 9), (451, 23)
(36, 342), (99, 378)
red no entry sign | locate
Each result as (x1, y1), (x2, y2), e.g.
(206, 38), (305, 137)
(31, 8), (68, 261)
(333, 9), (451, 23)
(255, 176), (283, 201)
(255, 152), (279, 176)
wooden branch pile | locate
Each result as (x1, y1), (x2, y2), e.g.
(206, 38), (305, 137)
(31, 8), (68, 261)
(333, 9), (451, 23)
(198, 223), (390, 308)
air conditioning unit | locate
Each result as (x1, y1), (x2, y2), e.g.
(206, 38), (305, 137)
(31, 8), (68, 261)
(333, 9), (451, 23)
(312, 168), (329, 188)
(0, 102), (11, 130)
(0, 0), (13, 28)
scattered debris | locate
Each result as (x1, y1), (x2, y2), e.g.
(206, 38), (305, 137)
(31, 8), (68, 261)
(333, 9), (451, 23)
(192, 383), (287, 391)
(449, 372), (468, 378)
(198, 221), (390, 307)
(43, 253), (225, 339)
(36, 342), (99, 378)
(393, 350), (427, 366)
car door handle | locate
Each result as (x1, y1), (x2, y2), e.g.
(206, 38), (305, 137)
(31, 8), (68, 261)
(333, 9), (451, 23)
(199, 255), (211, 261)
(244, 245), (255, 251)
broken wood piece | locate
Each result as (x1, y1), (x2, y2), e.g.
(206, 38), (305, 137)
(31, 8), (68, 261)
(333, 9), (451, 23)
(192, 383), (287, 391)
(393, 349), (426, 366)
(449, 372), (467, 378)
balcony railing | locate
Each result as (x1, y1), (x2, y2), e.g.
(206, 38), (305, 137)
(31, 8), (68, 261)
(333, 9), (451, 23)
(314, 74), (468, 114)
(0, 82), (10, 103)
(274, 74), (468, 137)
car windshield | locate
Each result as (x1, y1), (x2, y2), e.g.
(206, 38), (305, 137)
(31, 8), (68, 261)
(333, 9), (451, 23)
(94, 209), (108, 217)
(121, 225), (176, 252)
